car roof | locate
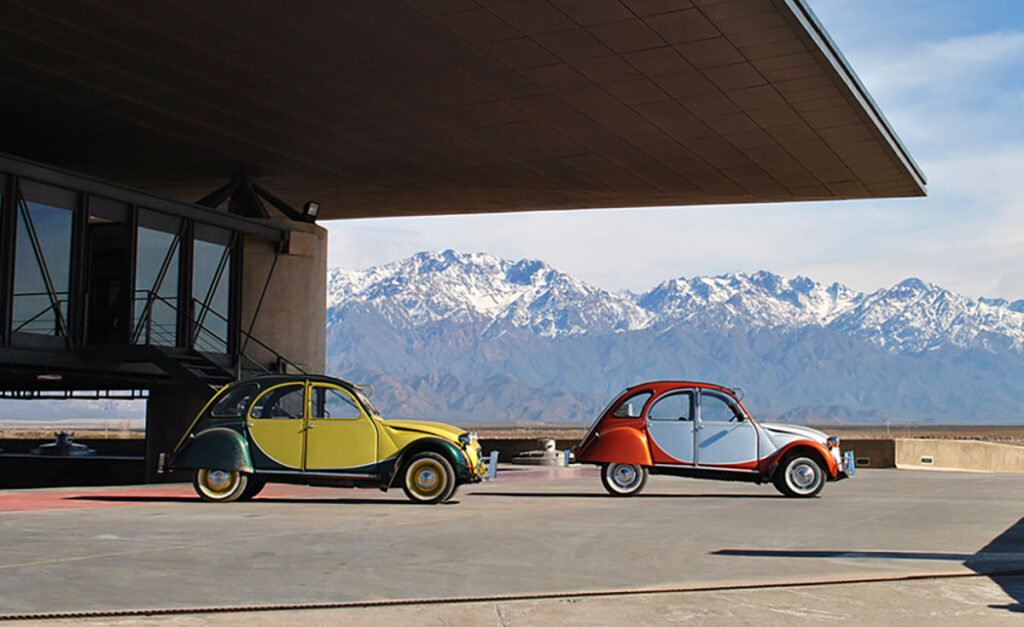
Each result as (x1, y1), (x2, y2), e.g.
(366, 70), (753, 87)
(624, 380), (739, 396)
(223, 373), (362, 393)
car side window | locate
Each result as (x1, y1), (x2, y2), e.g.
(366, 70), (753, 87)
(210, 383), (259, 418)
(250, 384), (305, 420)
(648, 392), (693, 421)
(311, 386), (362, 420)
(611, 391), (652, 418)
(700, 392), (741, 423)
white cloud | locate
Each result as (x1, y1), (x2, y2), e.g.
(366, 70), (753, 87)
(854, 31), (1024, 93)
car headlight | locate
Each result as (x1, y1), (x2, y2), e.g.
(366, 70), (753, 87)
(458, 431), (478, 447)
(826, 436), (840, 449)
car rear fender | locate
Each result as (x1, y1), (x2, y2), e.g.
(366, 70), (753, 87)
(170, 427), (254, 473)
(382, 437), (468, 490)
(767, 441), (838, 479)
(576, 425), (652, 466)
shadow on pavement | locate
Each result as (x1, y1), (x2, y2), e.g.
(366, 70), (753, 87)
(68, 495), (417, 505)
(714, 516), (1024, 613)
(472, 491), (778, 499)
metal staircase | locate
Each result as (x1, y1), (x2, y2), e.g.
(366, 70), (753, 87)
(130, 291), (304, 395)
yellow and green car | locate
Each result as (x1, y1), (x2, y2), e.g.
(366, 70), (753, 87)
(167, 374), (488, 504)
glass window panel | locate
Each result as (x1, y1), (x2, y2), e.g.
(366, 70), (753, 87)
(612, 391), (652, 418)
(251, 384), (305, 420)
(192, 237), (230, 352)
(210, 383), (260, 418)
(134, 222), (180, 346)
(648, 392), (693, 421)
(12, 192), (73, 337)
(700, 393), (740, 423)
(312, 387), (362, 419)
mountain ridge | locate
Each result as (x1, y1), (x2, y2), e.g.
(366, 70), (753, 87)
(325, 250), (1024, 424)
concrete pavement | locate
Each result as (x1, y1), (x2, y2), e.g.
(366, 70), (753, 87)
(1, 466), (1023, 623)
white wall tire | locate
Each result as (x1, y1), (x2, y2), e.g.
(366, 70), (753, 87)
(238, 476), (267, 501)
(774, 455), (824, 498)
(402, 452), (456, 504)
(193, 468), (249, 502)
(601, 463), (648, 496)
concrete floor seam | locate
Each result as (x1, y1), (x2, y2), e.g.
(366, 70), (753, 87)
(2, 569), (1022, 622)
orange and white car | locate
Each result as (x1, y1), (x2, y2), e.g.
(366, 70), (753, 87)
(574, 381), (854, 498)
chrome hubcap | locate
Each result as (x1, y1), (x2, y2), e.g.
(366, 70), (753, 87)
(790, 463), (818, 491)
(612, 465), (638, 488)
(208, 470), (231, 490)
(416, 469), (438, 490)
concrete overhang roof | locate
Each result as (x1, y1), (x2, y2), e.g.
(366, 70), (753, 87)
(0, 0), (925, 220)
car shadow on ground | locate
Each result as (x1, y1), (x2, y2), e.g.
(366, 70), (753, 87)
(66, 495), (422, 505)
(469, 491), (778, 499)
(712, 516), (1024, 613)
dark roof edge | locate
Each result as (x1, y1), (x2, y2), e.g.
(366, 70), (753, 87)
(785, 0), (927, 191)
(0, 151), (288, 240)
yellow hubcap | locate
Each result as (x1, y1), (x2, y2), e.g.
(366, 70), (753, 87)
(199, 469), (238, 496)
(408, 459), (446, 498)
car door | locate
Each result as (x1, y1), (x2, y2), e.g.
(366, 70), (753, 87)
(645, 389), (696, 465)
(247, 382), (307, 469)
(695, 390), (758, 468)
(305, 383), (379, 471)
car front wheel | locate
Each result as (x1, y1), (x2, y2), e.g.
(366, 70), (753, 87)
(601, 463), (648, 496)
(774, 455), (825, 498)
(193, 468), (249, 502)
(402, 452), (456, 504)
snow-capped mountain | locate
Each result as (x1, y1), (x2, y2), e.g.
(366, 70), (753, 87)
(328, 250), (1024, 354)
(325, 250), (1024, 424)
(328, 250), (652, 338)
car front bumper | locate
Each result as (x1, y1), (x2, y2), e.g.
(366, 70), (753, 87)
(475, 450), (499, 481)
(836, 449), (856, 479)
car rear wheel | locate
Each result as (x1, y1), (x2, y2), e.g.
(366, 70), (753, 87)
(237, 476), (266, 501)
(601, 463), (648, 496)
(193, 468), (249, 502)
(402, 452), (456, 504)
(774, 455), (824, 498)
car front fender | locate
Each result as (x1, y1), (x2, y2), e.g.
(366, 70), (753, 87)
(767, 440), (839, 478)
(382, 437), (470, 489)
(575, 425), (652, 466)
(170, 427), (254, 473)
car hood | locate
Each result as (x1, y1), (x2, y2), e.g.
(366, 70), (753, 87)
(380, 419), (463, 441)
(759, 423), (829, 444)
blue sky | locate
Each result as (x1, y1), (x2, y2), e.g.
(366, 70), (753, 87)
(324, 0), (1024, 299)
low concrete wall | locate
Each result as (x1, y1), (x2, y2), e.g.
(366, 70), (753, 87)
(842, 439), (895, 468)
(895, 438), (1024, 473)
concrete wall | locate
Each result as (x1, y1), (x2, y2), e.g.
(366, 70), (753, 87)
(895, 438), (1024, 474)
(240, 219), (327, 374)
(842, 439), (895, 469)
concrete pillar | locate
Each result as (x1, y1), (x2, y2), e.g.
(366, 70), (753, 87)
(239, 219), (327, 374)
(145, 384), (210, 482)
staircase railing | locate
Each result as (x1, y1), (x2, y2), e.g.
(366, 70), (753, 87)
(132, 290), (307, 380)
(11, 291), (70, 336)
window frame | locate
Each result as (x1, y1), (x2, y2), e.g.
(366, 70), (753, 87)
(646, 390), (695, 422)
